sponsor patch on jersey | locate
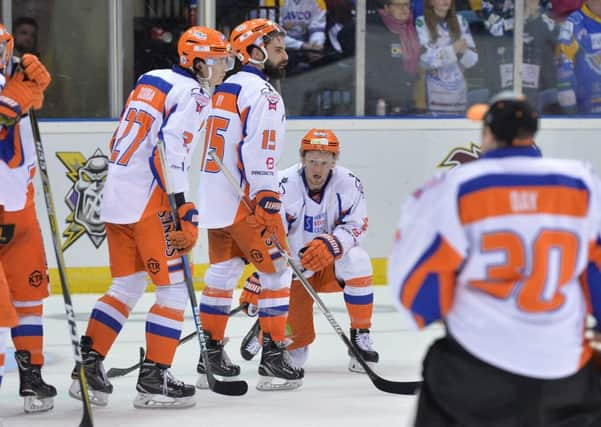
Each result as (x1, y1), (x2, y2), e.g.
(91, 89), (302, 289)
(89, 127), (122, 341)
(56, 149), (109, 251)
(28, 270), (44, 288)
(304, 213), (327, 233)
(191, 87), (210, 113)
(390, 43), (402, 58)
(591, 33), (601, 50)
(147, 258), (161, 274)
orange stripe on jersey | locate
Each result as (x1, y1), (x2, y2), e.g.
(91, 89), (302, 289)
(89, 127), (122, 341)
(346, 276), (372, 287)
(261, 288), (290, 299)
(212, 91), (238, 114)
(400, 235), (463, 326)
(459, 186), (589, 224)
(131, 83), (167, 113)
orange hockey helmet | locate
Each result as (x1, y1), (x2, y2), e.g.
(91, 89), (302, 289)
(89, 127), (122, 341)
(178, 26), (232, 69)
(229, 18), (285, 65)
(300, 129), (340, 156)
(0, 24), (13, 77)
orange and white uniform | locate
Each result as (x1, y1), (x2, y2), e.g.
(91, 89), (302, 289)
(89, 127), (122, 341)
(389, 146), (601, 379)
(198, 65), (286, 228)
(278, 164), (373, 350)
(0, 66), (51, 367)
(84, 65), (209, 366)
(197, 65), (292, 342)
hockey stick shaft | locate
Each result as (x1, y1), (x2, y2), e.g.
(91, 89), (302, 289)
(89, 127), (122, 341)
(156, 139), (247, 396)
(29, 109), (95, 425)
(208, 149), (421, 395)
(106, 304), (247, 378)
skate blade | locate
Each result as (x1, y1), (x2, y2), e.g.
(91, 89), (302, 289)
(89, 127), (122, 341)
(23, 396), (54, 413)
(348, 357), (377, 374)
(68, 379), (110, 407)
(196, 373), (240, 390)
(256, 375), (303, 391)
(133, 392), (196, 409)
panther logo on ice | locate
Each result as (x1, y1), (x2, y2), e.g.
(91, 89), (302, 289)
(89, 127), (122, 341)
(56, 149), (109, 251)
(438, 142), (481, 169)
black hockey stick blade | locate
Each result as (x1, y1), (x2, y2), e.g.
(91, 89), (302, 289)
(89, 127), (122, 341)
(343, 333), (421, 395)
(107, 304), (248, 378)
(106, 347), (145, 378)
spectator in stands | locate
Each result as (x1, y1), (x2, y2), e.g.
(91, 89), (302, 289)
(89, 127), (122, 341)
(13, 17), (39, 57)
(326, 0), (356, 56)
(272, 0), (328, 75)
(366, 0), (422, 114)
(557, 0), (601, 113)
(416, 0), (478, 113)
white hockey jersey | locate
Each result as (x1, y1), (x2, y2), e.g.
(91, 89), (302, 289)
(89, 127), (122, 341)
(0, 70), (37, 212)
(197, 66), (286, 228)
(415, 14), (478, 113)
(279, 0), (327, 49)
(279, 163), (368, 262)
(388, 146), (601, 379)
(102, 66), (209, 224)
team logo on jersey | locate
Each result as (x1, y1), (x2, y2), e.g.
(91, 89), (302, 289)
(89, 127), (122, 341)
(191, 87), (210, 113)
(56, 149), (109, 251)
(438, 142), (481, 169)
(261, 85), (280, 111)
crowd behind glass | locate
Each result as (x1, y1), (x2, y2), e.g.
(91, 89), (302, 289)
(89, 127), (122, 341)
(8, 0), (600, 118)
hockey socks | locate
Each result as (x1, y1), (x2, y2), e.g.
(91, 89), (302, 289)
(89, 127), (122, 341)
(199, 286), (233, 341)
(145, 304), (183, 366)
(343, 276), (374, 330)
(11, 301), (44, 365)
(86, 294), (131, 357)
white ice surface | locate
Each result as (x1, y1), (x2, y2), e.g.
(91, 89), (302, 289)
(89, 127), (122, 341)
(0, 287), (443, 427)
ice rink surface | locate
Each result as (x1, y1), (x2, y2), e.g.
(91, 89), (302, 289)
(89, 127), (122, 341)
(0, 287), (443, 427)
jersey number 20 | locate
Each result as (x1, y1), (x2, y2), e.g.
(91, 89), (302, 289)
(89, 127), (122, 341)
(469, 229), (578, 313)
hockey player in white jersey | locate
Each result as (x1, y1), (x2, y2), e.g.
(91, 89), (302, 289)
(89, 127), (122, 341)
(69, 27), (232, 409)
(239, 128), (378, 373)
(388, 92), (601, 426)
(196, 18), (304, 391)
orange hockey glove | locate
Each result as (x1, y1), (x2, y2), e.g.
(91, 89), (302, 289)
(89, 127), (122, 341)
(22, 54), (51, 91)
(0, 73), (39, 124)
(168, 202), (199, 254)
(239, 272), (261, 317)
(300, 234), (343, 272)
(249, 190), (282, 235)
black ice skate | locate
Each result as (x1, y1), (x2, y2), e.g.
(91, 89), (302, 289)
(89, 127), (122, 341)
(240, 319), (261, 361)
(257, 333), (303, 391)
(196, 332), (240, 389)
(69, 335), (113, 406)
(348, 328), (379, 373)
(134, 359), (195, 409)
(14, 350), (57, 413)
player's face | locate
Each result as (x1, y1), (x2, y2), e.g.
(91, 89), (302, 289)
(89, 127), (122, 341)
(206, 55), (232, 86)
(431, 0), (452, 17)
(302, 151), (336, 191)
(264, 35), (288, 79)
(385, 0), (411, 22)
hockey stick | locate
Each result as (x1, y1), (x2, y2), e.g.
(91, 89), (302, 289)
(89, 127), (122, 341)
(155, 139), (248, 396)
(106, 304), (248, 378)
(29, 109), (95, 424)
(208, 149), (422, 395)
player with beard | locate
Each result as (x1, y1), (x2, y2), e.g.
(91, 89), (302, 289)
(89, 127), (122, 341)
(196, 18), (303, 391)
